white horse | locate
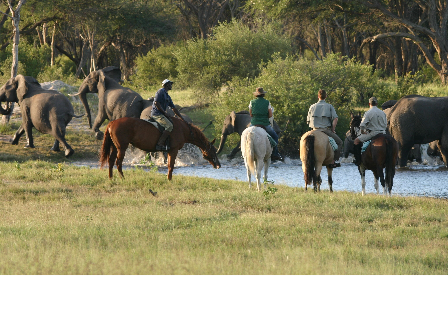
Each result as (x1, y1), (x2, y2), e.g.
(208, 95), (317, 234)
(241, 126), (273, 191)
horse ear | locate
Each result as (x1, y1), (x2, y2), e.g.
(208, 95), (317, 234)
(358, 112), (361, 117)
(210, 138), (216, 145)
(350, 112), (354, 118)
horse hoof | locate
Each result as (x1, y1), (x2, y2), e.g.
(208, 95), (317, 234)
(24, 144), (35, 148)
(65, 148), (74, 158)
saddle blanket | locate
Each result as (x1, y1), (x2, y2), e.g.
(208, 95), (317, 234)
(142, 118), (164, 132)
(362, 140), (371, 153)
(267, 133), (277, 148)
(328, 136), (338, 151)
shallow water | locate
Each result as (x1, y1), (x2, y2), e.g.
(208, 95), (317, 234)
(73, 144), (448, 199)
(168, 159), (448, 198)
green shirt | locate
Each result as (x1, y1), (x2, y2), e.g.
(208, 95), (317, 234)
(249, 97), (270, 126)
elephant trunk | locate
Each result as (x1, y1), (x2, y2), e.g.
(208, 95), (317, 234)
(216, 133), (228, 154)
(77, 84), (93, 129)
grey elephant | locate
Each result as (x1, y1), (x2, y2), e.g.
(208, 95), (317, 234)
(216, 110), (282, 160)
(71, 66), (151, 139)
(0, 75), (83, 157)
(387, 95), (448, 167)
(381, 99), (422, 164)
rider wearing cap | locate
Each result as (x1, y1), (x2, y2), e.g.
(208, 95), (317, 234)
(151, 79), (183, 151)
(307, 89), (343, 168)
(353, 97), (388, 166)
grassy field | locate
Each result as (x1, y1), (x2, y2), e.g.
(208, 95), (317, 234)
(0, 87), (447, 275)
(0, 159), (447, 274)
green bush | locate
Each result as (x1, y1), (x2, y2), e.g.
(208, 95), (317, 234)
(0, 41), (51, 82)
(37, 55), (77, 84)
(175, 19), (292, 92)
(211, 54), (378, 157)
(132, 43), (181, 90)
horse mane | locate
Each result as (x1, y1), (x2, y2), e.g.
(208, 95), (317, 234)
(188, 122), (210, 146)
(350, 114), (362, 140)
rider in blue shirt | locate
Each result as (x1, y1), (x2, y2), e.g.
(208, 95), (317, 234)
(151, 79), (184, 151)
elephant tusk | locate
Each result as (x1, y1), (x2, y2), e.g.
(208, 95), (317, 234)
(68, 92), (81, 97)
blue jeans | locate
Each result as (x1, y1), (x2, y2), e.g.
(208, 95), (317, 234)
(251, 124), (280, 157)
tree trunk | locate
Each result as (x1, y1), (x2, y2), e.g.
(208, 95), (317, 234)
(393, 37), (403, 82)
(76, 39), (90, 78)
(2, 0), (26, 125)
(50, 22), (56, 66)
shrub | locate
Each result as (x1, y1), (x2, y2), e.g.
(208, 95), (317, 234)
(211, 54), (378, 157)
(175, 19), (292, 92)
(132, 43), (181, 90)
(37, 55), (77, 84)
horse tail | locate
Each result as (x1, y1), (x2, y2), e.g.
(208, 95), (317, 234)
(303, 134), (316, 186)
(99, 124), (113, 168)
(385, 136), (396, 190)
(244, 129), (256, 176)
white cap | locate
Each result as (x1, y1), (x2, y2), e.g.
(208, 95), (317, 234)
(162, 79), (173, 85)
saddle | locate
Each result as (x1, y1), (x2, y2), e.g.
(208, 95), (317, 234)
(361, 133), (384, 153)
(142, 117), (165, 133)
(253, 125), (276, 147)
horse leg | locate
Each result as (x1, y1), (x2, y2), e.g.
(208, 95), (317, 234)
(359, 166), (366, 196)
(263, 158), (271, 184)
(314, 163), (323, 192)
(246, 164), (252, 189)
(116, 148), (126, 179)
(167, 149), (178, 180)
(255, 159), (263, 192)
(108, 146), (118, 179)
(326, 167), (333, 192)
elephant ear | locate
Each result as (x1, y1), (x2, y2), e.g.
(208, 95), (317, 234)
(230, 111), (237, 127)
(98, 71), (107, 95)
(15, 75), (28, 102)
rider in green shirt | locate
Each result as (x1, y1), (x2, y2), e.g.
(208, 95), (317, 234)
(249, 87), (282, 161)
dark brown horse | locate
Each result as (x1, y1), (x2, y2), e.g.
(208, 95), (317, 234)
(350, 114), (399, 196)
(99, 117), (220, 180)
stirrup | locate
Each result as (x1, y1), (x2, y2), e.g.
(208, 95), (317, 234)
(155, 144), (169, 151)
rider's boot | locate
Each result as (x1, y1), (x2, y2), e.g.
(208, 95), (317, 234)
(353, 143), (362, 166)
(155, 130), (171, 151)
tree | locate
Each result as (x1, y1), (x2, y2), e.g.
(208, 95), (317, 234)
(173, 0), (231, 38)
(358, 0), (448, 84)
(1, 0), (26, 124)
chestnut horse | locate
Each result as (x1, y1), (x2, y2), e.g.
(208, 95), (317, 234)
(300, 129), (334, 192)
(350, 114), (399, 196)
(99, 117), (220, 180)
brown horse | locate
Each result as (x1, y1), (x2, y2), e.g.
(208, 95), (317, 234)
(300, 129), (334, 192)
(99, 117), (220, 180)
(350, 114), (399, 196)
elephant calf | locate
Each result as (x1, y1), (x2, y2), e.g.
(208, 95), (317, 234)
(0, 75), (83, 157)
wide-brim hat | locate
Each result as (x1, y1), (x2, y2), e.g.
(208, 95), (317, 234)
(253, 87), (267, 96)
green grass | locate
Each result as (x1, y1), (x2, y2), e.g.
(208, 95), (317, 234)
(0, 161), (447, 274)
